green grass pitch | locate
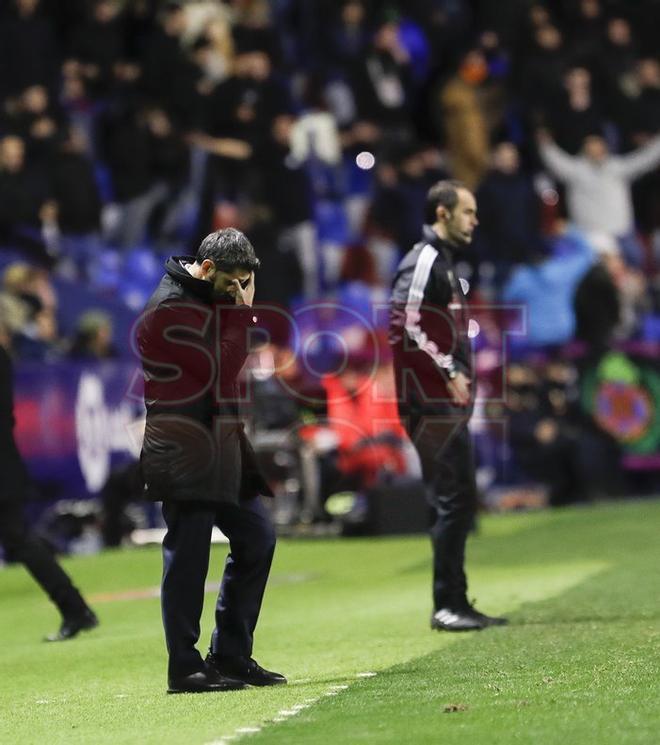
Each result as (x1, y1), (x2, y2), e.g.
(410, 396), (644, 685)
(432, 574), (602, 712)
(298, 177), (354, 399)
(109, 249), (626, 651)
(1, 499), (659, 745)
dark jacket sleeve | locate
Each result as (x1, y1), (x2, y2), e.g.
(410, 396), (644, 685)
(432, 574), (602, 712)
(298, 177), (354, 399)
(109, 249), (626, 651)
(406, 254), (460, 378)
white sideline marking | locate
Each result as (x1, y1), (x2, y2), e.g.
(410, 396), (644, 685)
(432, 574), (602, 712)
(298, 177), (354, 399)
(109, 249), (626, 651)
(211, 672), (376, 743)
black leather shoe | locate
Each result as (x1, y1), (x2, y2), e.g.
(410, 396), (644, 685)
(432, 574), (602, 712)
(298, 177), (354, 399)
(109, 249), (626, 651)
(431, 607), (484, 631)
(44, 608), (99, 642)
(465, 606), (509, 627)
(206, 653), (287, 687)
(167, 669), (247, 694)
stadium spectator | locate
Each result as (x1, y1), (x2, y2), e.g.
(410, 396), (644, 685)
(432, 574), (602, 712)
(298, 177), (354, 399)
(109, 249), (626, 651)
(0, 0), (59, 99)
(544, 67), (606, 155)
(574, 237), (622, 351)
(598, 17), (638, 117)
(476, 142), (541, 271)
(538, 129), (660, 264)
(66, 309), (117, 360)
(504, 358), (623, 505)
(436, 50), (490, 189)
(139, 2), (189, 108)
(258, 113), (317, 297)
(626, 58), (660, 146)
(143, 106), (191, 243)
(50, 126), (102, 238)
(10, 292), (58, 361)
(191, 44), (289, 237)
(1, 85), (64, 162)
(0, 135), (56, 259)
(348, 19), (414, 136)
(231, 0), (282, 68)
(200, 16), (236, 86)
(566, 0), (607, 62)
(100, 104), (190, 247)
(625, 59), (660, 235)
(1, 261), (59, 361)
(502, 224), (596, 348)
(324, 0), (371, 79)
(66, 0), (126, 97)
(161, 36), (216, 130)
(517, 23), (565, 124)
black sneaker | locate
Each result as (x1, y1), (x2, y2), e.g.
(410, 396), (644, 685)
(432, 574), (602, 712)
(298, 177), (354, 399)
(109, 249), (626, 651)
(430, 607), (484, 631)
(206, 653), (287, 687)
(44, 608), (99, 642)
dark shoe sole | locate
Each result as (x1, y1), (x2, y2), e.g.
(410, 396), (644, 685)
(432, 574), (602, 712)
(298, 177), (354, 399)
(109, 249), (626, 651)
(166, 686), (246, 694)
(241, 676), (287, 687)
(167, 681), (247, 694)
(431, 622), (483, 632)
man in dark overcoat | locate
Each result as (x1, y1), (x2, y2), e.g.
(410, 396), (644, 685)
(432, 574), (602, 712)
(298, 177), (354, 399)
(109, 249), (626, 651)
(138, 228), (286, 693)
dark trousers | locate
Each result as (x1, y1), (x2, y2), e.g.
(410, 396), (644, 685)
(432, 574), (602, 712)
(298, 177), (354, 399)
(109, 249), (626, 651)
(101, 462), (144, 547)
(405, 410), (478, 611)
(161, 496), (276, 679)
(0, 498), (87, 617)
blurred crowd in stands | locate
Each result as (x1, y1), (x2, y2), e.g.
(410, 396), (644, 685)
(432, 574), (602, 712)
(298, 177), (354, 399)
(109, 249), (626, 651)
(1, 0), (660, 521)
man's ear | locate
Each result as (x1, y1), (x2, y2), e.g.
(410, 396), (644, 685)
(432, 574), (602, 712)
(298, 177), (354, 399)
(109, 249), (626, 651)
(200, 259), (215, 278)
(436, 205), (449, 223)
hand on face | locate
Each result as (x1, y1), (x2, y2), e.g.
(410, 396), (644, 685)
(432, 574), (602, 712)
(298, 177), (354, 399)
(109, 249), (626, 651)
(228, 272), (255, 307)
(204, 261), (255, 305)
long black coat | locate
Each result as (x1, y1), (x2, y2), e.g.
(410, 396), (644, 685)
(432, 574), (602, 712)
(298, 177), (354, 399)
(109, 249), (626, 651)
(137, 257), (272, 504)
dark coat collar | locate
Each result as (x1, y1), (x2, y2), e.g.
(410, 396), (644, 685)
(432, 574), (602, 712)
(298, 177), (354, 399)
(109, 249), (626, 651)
(165, 255), (214, 303)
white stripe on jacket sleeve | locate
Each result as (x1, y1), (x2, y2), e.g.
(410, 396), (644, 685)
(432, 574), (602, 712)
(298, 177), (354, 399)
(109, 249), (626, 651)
(404, 244), (455, 370)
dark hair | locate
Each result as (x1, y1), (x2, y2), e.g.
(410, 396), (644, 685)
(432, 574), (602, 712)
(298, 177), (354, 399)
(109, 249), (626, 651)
(424, 179), (469, 224)
(196, 228), (260, 272)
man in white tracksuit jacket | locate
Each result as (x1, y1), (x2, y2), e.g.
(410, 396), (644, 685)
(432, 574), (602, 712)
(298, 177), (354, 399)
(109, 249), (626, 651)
(538, 130), (660, 261)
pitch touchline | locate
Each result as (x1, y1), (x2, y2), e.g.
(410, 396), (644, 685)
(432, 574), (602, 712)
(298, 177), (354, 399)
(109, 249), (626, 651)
(205, 674), (378, 745)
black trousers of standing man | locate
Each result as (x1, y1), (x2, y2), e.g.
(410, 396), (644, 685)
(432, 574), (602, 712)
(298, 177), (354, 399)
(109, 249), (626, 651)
(405, 407), (478, 610)
(161, 496), (276, 680)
